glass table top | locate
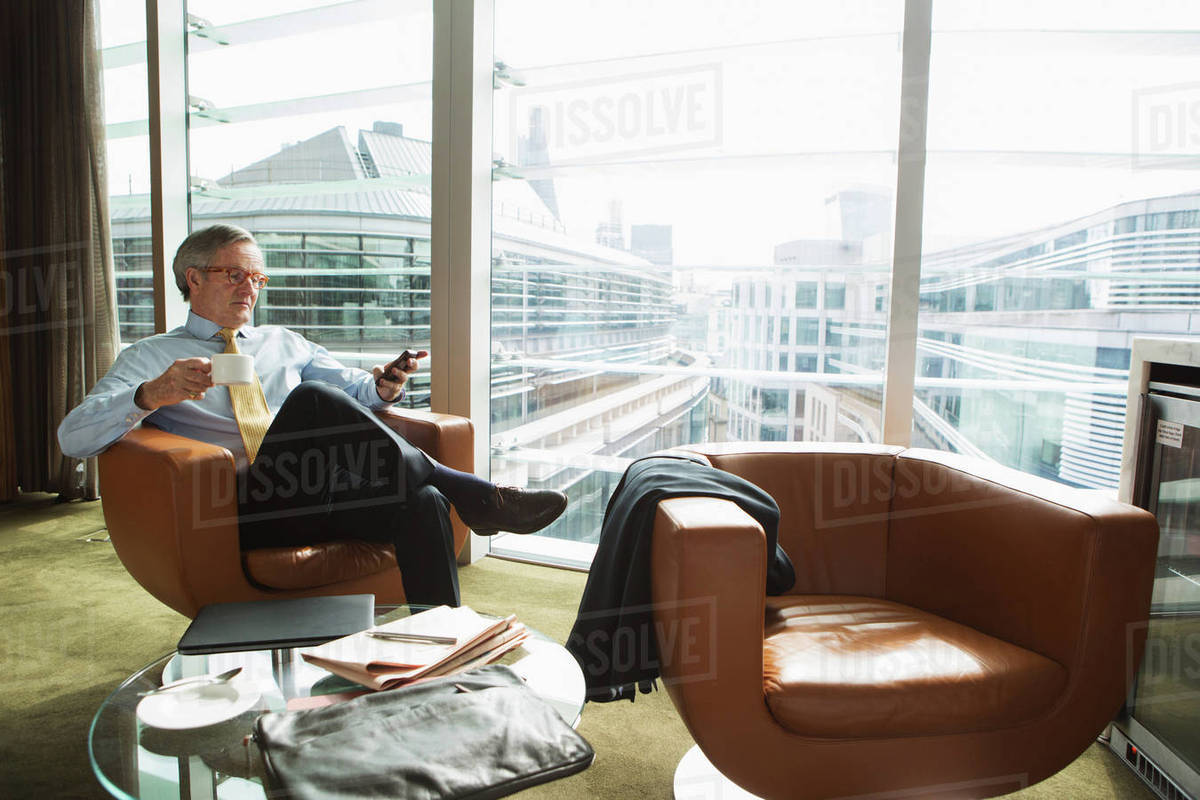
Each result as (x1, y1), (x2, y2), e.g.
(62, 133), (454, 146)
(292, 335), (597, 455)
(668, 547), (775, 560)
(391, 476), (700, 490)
(89, 604), (585, 800)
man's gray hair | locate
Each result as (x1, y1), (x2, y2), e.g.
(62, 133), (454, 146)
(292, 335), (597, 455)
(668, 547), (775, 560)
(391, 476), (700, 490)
(172, 224), (257, 300)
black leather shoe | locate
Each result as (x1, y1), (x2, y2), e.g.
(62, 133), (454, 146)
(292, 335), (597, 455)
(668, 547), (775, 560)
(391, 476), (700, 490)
(456, 486), (568, 536)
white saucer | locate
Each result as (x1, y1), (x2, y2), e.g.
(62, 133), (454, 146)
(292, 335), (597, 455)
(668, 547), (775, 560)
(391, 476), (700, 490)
(136, 680), (261, 730)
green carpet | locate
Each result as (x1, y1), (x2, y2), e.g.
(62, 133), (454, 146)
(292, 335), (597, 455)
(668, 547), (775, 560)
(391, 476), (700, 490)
(0, 492), (1156, 799)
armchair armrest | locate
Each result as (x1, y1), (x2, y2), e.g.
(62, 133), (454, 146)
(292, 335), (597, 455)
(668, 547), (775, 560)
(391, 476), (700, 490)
(375, 407), (474, 555)
(98, 427), (243, 618)
(651, 497), (781, 762)
(374, 407), (474, 472)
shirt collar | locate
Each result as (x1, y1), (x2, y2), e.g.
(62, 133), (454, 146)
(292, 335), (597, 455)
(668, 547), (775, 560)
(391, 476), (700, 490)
(186, 310), (255, 341)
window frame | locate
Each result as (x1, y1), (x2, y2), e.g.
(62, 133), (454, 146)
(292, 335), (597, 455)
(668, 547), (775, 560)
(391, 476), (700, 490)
(126, 0), (942, 568)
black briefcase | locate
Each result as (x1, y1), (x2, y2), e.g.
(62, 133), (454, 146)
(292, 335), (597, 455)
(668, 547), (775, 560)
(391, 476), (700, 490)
(254, 665), (594, 800)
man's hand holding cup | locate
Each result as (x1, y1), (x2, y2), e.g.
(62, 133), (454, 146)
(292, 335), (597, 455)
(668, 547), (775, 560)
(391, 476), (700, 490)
(135, 358), (214, 410)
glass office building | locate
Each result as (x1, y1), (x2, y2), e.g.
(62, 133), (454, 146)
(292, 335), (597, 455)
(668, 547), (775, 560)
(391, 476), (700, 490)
(725, 189), (1200, 491)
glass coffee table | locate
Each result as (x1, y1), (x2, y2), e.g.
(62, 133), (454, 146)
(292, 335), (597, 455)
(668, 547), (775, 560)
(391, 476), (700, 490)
(89, 604), (585, 800)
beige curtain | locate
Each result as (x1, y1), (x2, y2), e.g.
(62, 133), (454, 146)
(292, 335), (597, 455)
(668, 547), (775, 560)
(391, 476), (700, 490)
(0, 0), (119, 500)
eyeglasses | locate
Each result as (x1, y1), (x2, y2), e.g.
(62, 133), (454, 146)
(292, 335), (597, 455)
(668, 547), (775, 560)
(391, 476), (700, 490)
(196, 266), (270, 290)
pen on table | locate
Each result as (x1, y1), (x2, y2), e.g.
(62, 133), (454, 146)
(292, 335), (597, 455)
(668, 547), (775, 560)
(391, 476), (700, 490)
(366, 630), (458, 645)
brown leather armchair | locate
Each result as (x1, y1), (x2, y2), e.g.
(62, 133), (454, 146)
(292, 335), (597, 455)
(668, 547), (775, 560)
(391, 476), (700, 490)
(651, 443), (1159, 800)
(98, 408), (473, 618)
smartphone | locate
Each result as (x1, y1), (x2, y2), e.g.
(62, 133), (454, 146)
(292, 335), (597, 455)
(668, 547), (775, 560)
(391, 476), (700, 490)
(376, 350), (419, 385)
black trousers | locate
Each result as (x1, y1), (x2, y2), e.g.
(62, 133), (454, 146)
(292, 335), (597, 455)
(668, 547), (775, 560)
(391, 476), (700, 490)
(236, 381), (459, 606)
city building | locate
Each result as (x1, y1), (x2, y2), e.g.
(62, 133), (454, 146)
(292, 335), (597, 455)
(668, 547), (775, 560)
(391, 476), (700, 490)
(725, 188), (1200, 491)
(915, 191), (1200, 488)
(630, 224), (673, 266)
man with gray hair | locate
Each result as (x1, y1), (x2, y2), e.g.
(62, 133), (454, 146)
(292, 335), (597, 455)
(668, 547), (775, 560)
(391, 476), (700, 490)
(60, 224), (567, 605)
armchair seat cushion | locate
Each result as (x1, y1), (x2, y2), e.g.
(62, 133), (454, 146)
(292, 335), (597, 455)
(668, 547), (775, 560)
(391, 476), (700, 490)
(762, 595), (1067, 739)
(243, 540), (397, 590)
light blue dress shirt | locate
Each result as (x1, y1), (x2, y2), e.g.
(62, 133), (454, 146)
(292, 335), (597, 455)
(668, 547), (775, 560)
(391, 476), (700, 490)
(58, 311), (392, 463)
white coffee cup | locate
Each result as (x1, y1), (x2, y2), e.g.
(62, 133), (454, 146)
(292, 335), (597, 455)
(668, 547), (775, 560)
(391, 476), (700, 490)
(210, 353), (255, 385)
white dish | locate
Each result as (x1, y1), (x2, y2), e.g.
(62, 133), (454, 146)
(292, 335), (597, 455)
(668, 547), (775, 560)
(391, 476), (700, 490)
(136, 680), (261, 730)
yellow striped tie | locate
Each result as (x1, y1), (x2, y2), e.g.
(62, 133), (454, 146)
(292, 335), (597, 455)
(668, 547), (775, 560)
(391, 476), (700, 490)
(218, 327), (272, 463)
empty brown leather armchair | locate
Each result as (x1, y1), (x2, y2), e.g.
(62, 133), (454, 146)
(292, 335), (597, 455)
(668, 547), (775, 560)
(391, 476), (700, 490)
(97, 408), (473, 618)
(651, 443), (1159, 800)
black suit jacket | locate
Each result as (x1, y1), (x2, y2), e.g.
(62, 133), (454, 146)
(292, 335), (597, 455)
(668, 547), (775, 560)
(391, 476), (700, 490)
(566, 453), (795, 702)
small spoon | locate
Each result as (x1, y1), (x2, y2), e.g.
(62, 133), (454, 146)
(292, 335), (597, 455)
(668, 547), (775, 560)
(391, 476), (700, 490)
(138, 667), (243, 697)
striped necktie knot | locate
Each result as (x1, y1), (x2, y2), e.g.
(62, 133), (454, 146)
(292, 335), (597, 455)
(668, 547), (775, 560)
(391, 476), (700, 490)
(218, 327), (240, 353)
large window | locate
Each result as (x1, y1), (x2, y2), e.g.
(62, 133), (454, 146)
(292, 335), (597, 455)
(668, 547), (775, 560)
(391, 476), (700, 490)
(99, 0), (151, 344)
(105, 1), (434, 402)
(915, 3), (1200, 488)
(183, 0), (432, 394)
(111, 1), (1200, 568)
(489, 1), (904, 562)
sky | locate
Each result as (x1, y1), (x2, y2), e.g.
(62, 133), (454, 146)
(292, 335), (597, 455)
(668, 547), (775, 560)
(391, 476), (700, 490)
(99, 0), (1200, 267)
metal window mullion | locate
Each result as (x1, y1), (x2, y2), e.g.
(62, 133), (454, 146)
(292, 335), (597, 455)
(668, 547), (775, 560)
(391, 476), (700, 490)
(881, 0), (932, 446)
(145, 0), (190, 332)
(432, 0), (493, 563)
